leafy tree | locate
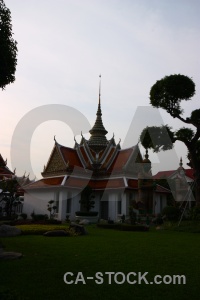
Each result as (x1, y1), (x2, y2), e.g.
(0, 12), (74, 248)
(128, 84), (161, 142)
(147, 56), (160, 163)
(0, 0), (17, 90)
(0, 178), (21, 218)
(139, 74), (200, 205)
(79, 185), (95, 212)
(47, 200), (57, 219)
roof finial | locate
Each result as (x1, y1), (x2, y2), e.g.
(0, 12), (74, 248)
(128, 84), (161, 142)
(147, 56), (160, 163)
(99, 74), (101, 106)
(179, 157), (183, 167)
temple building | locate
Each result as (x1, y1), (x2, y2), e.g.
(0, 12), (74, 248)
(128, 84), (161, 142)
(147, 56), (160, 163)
(0, 153), (34, 216)
(23, 85), (170, 221)
(0, 154), (14, 180)
(153, 158), (194, 206)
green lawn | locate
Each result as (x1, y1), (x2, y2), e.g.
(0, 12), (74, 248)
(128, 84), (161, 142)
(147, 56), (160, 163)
(0, 226), (200, 300)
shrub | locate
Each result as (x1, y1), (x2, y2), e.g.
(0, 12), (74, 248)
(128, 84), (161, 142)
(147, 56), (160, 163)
(152, 215), (164, 225)
(12, 219), (32, 225)
(20, 213), (27, 220)
(16, 224), (69, 235)
(75, 211), (98, 217)
(79, 185), (95, 212)
(129, 207), (137, 225)
(45, 219), (62, 224)
(162, 206), (180, 221)
(188, 206), (200, 220)
(31, 213), (48, 221)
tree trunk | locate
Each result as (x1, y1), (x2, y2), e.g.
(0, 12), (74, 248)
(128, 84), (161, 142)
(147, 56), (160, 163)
(187, 144), (200, 206)
(195, 172), (200, 207)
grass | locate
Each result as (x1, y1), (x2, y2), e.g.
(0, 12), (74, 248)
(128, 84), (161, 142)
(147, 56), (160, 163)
(163, 220), (200, 233)
(0, 225), (200, 300)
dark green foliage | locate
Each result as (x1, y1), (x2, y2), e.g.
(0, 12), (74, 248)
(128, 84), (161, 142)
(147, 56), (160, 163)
(79, 185), (95, 212)
(20, 213), (27, 220)
(139, 125), (174, 152)
(150, 74), (195, 117)
(0, 178), (22, 218)
(31, 213), (48, 221)
(189, 109), (200, 124)
(129, 207), (136, 224)
(175, 127), (194, 143)
(152, 214), (164, 225)
(188, 206), (200, 221)
(140, 74), (200, 204)
(162, 206), (180, 221)
(47, 200), (57, 219)
(0, 0), (18, 89)
(75, 211), (98, 216)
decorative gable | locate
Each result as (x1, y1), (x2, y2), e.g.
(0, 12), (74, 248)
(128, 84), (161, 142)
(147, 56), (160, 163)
(42, 146), (66, 176)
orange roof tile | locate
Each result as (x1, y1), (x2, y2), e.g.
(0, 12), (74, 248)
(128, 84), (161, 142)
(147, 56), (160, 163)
(25, 176), (64, 189)
(65, 177), (89, 189)
(65, 177), (126, 190)
(108, 148), (133, 172)
(59, 146), (83, 168)
(153, 169), (194, 180)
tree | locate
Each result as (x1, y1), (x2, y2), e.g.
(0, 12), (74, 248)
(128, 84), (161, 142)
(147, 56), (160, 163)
(47, 200), (57, 219)
(139, 74), (200, 205)
(79, 185), (95, 212)
(0, 0), (17, 90)
(0, 178), (21, 218)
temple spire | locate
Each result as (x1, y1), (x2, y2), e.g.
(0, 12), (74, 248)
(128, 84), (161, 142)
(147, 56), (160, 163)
(88, 75), (108, 152)
(99, 74), (101, 106)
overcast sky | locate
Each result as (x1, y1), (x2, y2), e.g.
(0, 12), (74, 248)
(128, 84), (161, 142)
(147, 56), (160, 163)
(1, 0), (200, 179)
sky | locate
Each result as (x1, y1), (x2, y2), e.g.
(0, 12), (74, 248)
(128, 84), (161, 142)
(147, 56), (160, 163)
(1, 0), (200, 179)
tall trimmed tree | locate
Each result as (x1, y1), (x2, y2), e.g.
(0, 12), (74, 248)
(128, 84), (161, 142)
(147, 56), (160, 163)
(139, 74), (200, 205)
(0, 0), (17, 90)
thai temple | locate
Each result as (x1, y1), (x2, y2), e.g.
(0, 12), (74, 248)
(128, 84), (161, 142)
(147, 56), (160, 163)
(22, 83), (171, 221)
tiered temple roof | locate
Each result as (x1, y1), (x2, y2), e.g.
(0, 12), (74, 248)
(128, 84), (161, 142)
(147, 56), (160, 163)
(24, 83), (170, 196)
(0, 154), (14, 180)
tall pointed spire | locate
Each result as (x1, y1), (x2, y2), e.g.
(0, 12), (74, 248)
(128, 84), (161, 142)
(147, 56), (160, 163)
(88, 75), (108, 152)
(99, 74), (101, 105)
(179, 157), (183, 167)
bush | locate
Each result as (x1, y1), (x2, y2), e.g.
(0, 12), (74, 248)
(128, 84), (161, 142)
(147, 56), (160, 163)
(31, 213), (48, 221)
(188, 206), (200, 220)
(20, 213), (27, 220)
(129, 208), (137, 225)
(162, 206), (180, 221)
(75, 211), (98, 217)
(152, 214), (164, 225)
(16, 224), (70, 235)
